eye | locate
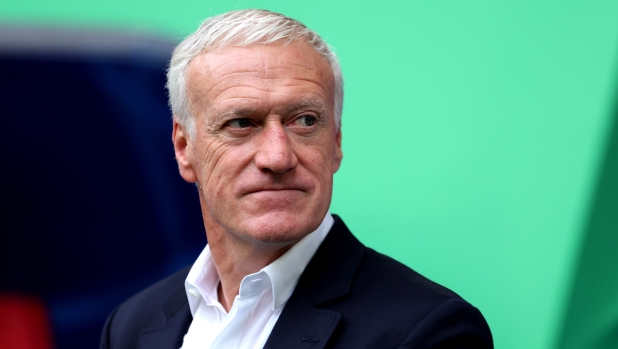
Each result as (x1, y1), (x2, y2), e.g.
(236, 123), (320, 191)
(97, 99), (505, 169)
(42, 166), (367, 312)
(226, 118), (252, 128)
(295, 115), (316, 127)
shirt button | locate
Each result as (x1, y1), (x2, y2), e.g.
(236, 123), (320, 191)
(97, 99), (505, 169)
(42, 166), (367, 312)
(188, 288), (199, 298)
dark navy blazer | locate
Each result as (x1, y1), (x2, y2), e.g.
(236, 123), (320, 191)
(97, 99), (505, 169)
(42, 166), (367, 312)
(100, 216), (493, 349)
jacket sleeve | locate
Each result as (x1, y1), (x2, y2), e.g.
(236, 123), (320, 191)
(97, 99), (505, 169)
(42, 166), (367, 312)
(398, 298), (493, 349)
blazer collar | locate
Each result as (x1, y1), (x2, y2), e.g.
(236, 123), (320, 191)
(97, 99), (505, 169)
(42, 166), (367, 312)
(138, 280), (193, 349)
(263, 215), (366, 349)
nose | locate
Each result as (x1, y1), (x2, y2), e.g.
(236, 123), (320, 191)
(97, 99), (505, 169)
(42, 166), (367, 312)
(254, 122), (298, 174)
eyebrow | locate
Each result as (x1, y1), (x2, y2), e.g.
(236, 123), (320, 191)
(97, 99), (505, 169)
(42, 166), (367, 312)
(212, 98), (329, 125)
(284, 99), (328, 116)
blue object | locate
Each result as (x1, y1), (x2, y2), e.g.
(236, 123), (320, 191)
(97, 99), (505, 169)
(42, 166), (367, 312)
(0, 25), (205, 349)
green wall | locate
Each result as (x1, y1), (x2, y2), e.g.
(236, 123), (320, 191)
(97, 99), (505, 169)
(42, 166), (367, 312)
(2, 1), (617, 348)
(558, 77), (618, 349)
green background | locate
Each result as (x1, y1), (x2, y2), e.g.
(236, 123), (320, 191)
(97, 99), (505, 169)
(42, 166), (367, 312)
(2, 1), (617, 348)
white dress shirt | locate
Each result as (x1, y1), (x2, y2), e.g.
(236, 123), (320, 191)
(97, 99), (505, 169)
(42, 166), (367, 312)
(180, 213), (334, 349)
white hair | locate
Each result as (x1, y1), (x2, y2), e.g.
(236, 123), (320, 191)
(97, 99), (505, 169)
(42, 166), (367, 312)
(166, 9), (343, 138)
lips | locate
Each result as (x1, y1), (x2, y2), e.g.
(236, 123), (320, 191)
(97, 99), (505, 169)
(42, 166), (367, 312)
(239, 182), (310, 197)
(243, 187), (306, 195)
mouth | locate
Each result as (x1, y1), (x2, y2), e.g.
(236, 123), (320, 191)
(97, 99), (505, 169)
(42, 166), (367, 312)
(240, 183), (309, 198)
(245, 188), (305, 195)
(238, 179), (312, 198)
(242, 189), (306, 209)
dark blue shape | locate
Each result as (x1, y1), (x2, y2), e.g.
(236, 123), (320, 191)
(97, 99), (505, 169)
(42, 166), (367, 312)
(0, 36), (205, 349)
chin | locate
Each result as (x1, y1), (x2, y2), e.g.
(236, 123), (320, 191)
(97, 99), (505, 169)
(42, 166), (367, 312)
(239, 210), (322, 245)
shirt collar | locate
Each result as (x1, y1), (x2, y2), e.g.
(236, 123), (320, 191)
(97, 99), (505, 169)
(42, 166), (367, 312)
(184, 213), (334, 315)
(185, 245), (221, 316)
(263, 213), (334, 309)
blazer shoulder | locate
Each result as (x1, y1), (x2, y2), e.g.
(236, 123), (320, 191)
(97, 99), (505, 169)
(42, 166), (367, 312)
(362, 247), (461, 301)
(321, 216), (464, 307)
(101, 266), (191, 349)
(347, 248), (493, 348)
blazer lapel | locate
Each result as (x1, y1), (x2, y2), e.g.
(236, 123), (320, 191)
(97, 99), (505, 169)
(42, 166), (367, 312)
(138, 287), (193, 349)
(264, 215), (366, 349)
(263, 287), (341, 349)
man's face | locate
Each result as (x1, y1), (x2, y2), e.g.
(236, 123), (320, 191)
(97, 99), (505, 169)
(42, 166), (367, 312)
(173, 41), (342, 246)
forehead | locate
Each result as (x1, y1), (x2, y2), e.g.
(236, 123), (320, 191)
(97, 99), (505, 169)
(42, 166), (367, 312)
(185, 41), (335, 115)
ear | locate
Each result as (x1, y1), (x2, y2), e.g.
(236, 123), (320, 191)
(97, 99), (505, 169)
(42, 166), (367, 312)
(172, 120), (197, 183)
(332, 127), (343, 173)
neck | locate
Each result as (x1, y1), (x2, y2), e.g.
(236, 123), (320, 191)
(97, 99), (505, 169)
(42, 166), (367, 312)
(206, 224), (295, 312)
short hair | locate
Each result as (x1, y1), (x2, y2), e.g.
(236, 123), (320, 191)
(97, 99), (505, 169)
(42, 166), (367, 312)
(166, 9), (343, 138)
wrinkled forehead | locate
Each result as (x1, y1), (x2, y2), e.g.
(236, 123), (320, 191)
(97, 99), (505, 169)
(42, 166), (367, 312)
(185, 41), (336, 109)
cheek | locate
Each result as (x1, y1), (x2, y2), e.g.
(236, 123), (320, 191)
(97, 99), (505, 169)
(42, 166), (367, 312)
(195, 140), (228, 185)
(197, 141), (251, 194)
(299, 144), (337, 183)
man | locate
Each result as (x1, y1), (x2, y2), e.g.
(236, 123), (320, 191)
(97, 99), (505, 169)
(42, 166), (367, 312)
(101, 9), (493, 349)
